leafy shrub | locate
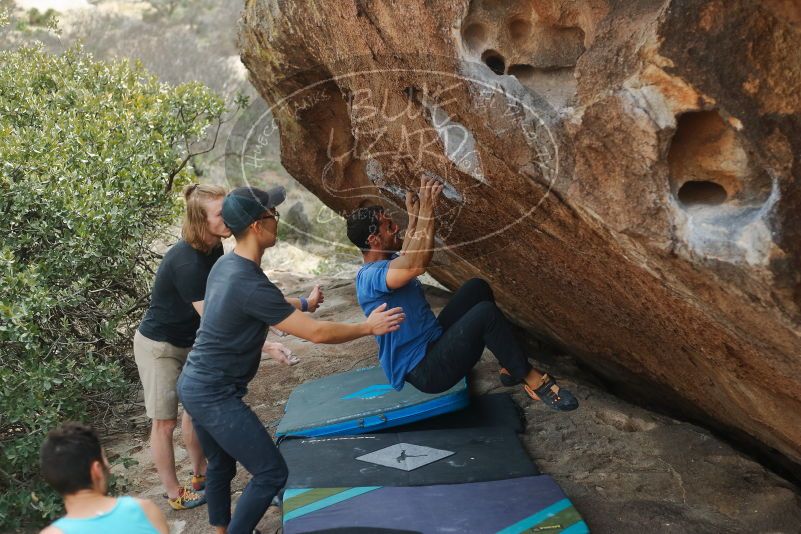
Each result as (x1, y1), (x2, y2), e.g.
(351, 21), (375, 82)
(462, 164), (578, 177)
(0, 0), (13, 18)
(26, 8), (56, 27)
(0, 38), (224, 530)
(59, 2), (252, 185)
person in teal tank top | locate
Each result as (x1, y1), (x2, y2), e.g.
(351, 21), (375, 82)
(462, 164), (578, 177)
(39, 423), (168, 534)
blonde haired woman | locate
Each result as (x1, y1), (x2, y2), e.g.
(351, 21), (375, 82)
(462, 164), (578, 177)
(134, 183), (229, 510)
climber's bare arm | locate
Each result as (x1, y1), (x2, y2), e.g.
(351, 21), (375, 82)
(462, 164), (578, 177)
(387, 177), (442, 290)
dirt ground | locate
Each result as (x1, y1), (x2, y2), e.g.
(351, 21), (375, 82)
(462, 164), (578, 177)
(106, 269), (801, 534)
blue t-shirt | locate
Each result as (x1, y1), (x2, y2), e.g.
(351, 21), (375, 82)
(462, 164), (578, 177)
(50, 496), (158, 534)
(355, 258), (442, 390)
(181, 253), (296, 388)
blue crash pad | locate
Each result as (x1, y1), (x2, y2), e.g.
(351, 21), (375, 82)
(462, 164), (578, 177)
(282, 475), (590, 533)
(276, 366), (468, 437)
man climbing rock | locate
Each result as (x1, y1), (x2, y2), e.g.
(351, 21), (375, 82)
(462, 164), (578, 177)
(347, 176), (578, 411)
(177, 185), (405, 534)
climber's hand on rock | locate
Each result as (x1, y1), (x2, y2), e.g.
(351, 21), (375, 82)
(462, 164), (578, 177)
(406, 190), (420, 216)
(430, 180), (443, 209)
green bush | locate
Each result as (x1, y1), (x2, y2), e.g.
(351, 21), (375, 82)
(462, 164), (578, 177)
(0, 39), (224, 530)
(26, 8), (56, 27)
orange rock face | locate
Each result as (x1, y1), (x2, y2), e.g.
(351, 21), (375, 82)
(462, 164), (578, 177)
(238, 0), (801, 470)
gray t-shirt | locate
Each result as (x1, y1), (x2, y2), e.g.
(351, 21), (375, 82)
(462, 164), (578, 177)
(138, 240), (223, 347)
(181, 253), (295, 387)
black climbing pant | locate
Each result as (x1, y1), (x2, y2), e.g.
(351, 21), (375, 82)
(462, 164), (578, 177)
(405, 277), (533, 394)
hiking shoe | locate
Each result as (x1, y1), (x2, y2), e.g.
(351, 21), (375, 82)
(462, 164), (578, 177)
(523, 373), (579, 412)
(191, 473), (206, 492)
(168, 487), (207, 510)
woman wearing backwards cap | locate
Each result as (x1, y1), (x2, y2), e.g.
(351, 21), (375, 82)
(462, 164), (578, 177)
(177, 186), (405, 534)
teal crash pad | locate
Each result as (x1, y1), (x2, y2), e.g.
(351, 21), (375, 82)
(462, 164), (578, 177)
(276, 366), (468, 437)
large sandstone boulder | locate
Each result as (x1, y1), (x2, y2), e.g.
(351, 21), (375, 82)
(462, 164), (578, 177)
(238, 0), (801, 471)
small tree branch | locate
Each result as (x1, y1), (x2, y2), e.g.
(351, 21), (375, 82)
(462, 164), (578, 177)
(164, 115), (224, 192)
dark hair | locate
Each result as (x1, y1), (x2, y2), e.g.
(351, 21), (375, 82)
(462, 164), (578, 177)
(40, 422), (104, 495)
(346, 205), (384, 251)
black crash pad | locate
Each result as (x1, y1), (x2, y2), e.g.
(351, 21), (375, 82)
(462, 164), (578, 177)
(280, 426), (538, 488)
(380, 392), (526, 434)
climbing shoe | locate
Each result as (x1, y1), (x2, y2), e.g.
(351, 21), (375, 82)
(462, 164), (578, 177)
(161, 473), (206, 499)
(168, 487), (207, 510)
(523, 373), (579, 412)
(190, 472), (206, 492)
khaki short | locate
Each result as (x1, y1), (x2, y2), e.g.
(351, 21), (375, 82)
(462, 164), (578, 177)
(133, 330), (191, 420)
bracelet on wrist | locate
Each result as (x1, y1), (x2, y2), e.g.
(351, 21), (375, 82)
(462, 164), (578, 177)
(300, 296), (308, 312)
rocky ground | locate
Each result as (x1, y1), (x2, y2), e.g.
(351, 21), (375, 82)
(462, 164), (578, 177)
(106, 264), (801, 534)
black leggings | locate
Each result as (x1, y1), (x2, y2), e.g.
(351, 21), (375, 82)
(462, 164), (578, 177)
(405, 278), (532, 394)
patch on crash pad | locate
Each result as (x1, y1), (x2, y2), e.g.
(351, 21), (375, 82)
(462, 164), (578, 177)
(342, 384), (394, 400)
(355, 443), (454, 471)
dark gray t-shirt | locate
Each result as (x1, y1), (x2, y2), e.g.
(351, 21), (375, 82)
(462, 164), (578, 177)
(181, 253), (296, 387)
(138, 240), (223, 347)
